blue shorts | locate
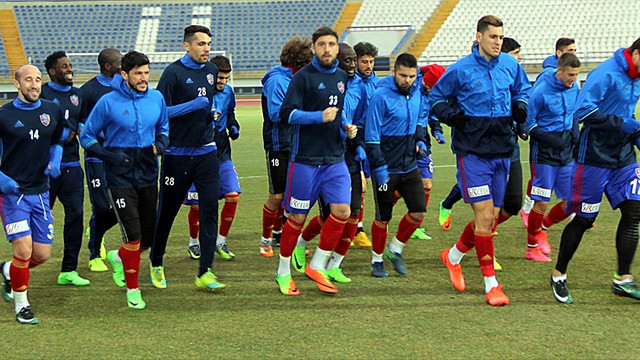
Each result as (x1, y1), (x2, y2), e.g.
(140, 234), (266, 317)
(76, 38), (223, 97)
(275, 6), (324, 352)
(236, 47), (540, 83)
(361, 158), (371, 179)
(530, 162), (575, 202)
(568, 163), (640, 218)
(0, 192), (53, 243)
(417, 154), (433, 179)
(284, 161), (351, 214)
(183, 160), (242, 205)
(456, 154), (510, 206)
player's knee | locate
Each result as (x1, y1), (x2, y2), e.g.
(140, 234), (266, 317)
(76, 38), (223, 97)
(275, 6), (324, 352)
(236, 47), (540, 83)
(572, 215), (595, 231)
(333, 208), (350, 219)
(31, 252), (50, 264)
(502, 200), (522, 216)
(191, 204), (199, 211)
(225, 193), (240, 203)
(410, 211), (426, 221)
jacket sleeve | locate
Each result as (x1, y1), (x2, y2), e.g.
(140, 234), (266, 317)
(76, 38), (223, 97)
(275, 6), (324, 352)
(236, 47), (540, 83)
(265, 78), (287, 123)
(280, 74), (323, 125)
(226, 91), (239, 131)
(364, 92), (387, 168)
(575, 71), (622, 129)
(155, 96), (170, 155)
(429, 68), (459, 126)
(510, 64), (532, 104)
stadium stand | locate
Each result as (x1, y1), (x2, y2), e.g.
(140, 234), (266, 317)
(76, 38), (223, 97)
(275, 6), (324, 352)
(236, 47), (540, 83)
(0, 36), (7, 77)
(8, 0), (345, 75)
(352, 0), (441, 31)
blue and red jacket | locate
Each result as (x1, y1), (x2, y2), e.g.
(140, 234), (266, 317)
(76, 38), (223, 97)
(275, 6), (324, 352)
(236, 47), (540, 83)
(262, 65), (294, 153)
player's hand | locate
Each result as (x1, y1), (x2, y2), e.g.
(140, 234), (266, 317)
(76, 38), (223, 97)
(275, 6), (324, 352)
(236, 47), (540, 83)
(345, 124), (357, 139)
(512, 104), (528, 124)
(322, 107), (339, 123)
(374, 165), (389, 186)
(416, 140), (427, 155)
(152, 144), (158, 156)
(212, 111), (221, 121)
(451, 110), (469, 131)
(354, 146), (367, 162)
(191, 96), (210, 111)
(0, 172), (18, 195)
(67, 130), (77, 143)
(434, 131), (446, 144)
(229, 126), (239, 140)
(621, 118), (640, 134)
(44, 163), (61, 178)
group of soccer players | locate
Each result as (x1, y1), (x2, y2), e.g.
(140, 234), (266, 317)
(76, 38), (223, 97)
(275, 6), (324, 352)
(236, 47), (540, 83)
(1, 15), (640, 324)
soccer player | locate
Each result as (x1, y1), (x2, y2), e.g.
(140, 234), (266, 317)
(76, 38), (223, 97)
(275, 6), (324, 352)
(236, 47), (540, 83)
(550, 37), (640, 304)
(0, 64), (64, 324)
(40, 51), (89, 286)
(432, 16), (531, 306)
(542, 37), (577, 69)
(150, 25), (225, 292)
(365, 53), (426, 277)
(260, 37), (313, 257)
(351, 41), (381, 248)
(275, 26), (356, 295)
(184, 55), (241, 261)
(290, 42), (365, 283)
(80, 51), (169, 309)
(79, 48), (123, 272)
(525, 53), (581, 263)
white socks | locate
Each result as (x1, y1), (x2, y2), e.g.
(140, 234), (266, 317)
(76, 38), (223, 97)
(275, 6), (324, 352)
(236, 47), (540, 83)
(448, 246), (465, 265)
(14, 290), (28, 313)
(309, 248), (331, 271)
(189, 237), (199, 246)
(216, 235), (226, 247)
(484, 276), (499, 293)
(327, 253), (344, 270)
(277, 255), (291, 277)
(296, 235), (309, 248)
(388, 237), (405, 254)
(371, 251), (383, 263)
(522, 195), (533, 214)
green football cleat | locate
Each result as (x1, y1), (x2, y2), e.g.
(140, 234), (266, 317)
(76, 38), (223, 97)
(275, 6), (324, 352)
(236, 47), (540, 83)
(57, 271), (90, 286)
(100, 241), (107, 260)
(275, 273), (300, 295)
(291, 246), (307, 274)
(215, 244), (235, 261)
(612, 277), (640, 300)
(149, 264), (167, 289)
(439, 201), (452, 230)
(126, 289), (146, 310)
(106, 250), (126, 288)
(410, 228), (432, 240)
(384, 247), (407, 275)
(16, 306), (38, 325)
(327, 267), (352, 283)
(88, 258), (108, 272)
(195, 269), (226, 292)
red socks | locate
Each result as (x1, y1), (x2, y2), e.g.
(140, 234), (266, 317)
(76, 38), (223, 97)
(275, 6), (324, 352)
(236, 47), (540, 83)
(371, 220), (388, 255)
(262, 205), (277, 239)
(274, 207), (285, 233)
(318, 214), (347, 252)
(455, 221), (475, 253)
(10, 255), (29, 292)
(395, 213), (423, 243)
(188, 206), (199, 239)
(302, 215), (324, 241)
(119, 241), (141, 289)
(334, 216), (359, 256)
(280, 218), (303, 257)
(527, 208), (544, 246)
(543, 202), (569, 229)
(424, 188), (431, 208)
(474, 231), (495, 277)
(219, 194), (239, 237)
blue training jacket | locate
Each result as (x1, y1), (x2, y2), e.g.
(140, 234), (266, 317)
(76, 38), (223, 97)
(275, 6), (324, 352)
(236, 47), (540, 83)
(342, 74), (366, 173)
(527, 70), (579, 165)
(80, 74), (170, 188)
(574, 48), (640, 168)
(261, 66), (294, 152)
(542, 54), (558, 69)
(213, 84), (239, 163)
(365, 74), (425, 174)
(430, 44), (531, 158)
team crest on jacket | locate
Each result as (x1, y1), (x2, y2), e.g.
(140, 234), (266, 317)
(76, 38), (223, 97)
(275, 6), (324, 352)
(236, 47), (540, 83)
(337, 81), (345, 94)
(70, 94), (79, 106)
(39, 113), (51, 126)
(207, 73), (214, 85)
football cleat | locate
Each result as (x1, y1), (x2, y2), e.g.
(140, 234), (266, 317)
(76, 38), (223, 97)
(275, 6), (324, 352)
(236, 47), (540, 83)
(275, 274), (300, 296)
(16, 306), (38, 325)
(410, 228), (432, 240)
(126, 289), (146, 310)
(384, 247), (407, 275)
(612, 278), (640, 300)
(550, 276), (573, 304)
(370, 261), (389, 278)
(188, 244), (201, 260)
(260, 240), (274, 257)
(485, 284), (510, 306)
(57, 271), (90, 286)
(150, 264), (167, 289)
(89, 258), (108, 272)
(291, 246), (307, 274)
(327, 267), (352, 283)
(352, 231), (372, 247)
(438, 201), (452, 230)
(216, 244), (235, 261)
(525, 247), (552, 262)
(106, 250), (126, 288)
(305, 265), (338, 294)
(520, 208), (530, 229)
(493, 257), (503, 271)
(440, 249), (465, 291)
(537, 231), (551, 255)
(195, 269), (226, 292)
